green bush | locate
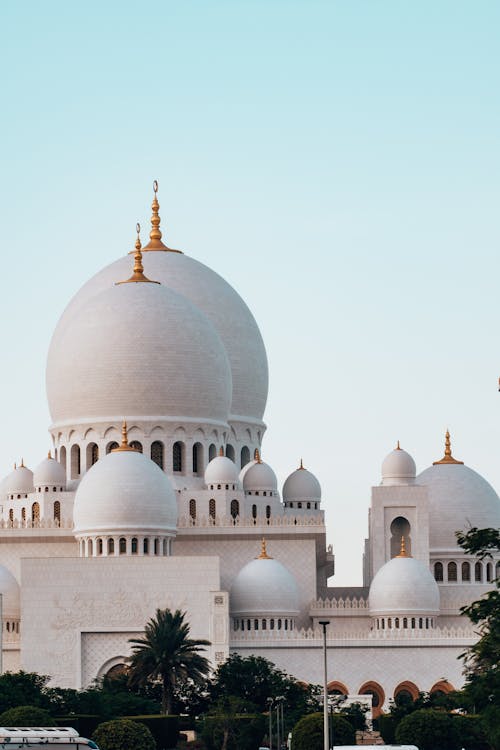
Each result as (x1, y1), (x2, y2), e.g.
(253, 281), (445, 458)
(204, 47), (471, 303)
(0, 704), (53, 725)
(451, 715), (490, 750)
(291, 712), (355, 750)
(55, 715), (101, 738)
(395, 709), (461, 750)
(123, 714), (179, 750)
(202, 713), (265, 750)
(93, 718), (155, 750)
(378, 712), (398, 744)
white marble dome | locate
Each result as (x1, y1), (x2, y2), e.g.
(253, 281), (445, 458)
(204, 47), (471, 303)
(4, 463), (34, 496)
(369, 554), (440, 616)
(47, 279), (232, 428)
(205, 453), (239, 486)
(417, 462), (500, 551)
(283, 462), (321, 502)
(0, 565), (20, 619)
(381, 444), (416, 485)
(48, 238), (268, 424)
(33, 453), (66, 487)
(73, 445), (178, 536)
(243, 459), (278, 493)
(230, 544), (299, 616)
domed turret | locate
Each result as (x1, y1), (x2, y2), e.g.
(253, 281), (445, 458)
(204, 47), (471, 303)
(417, 432), (500, 551)
(243, 451), (277, 494)
(283, 460), (321, 504)
(73, 422), (177, 556)
(205, 448), (239, 487)
(369, 538), (440, 629)
(230, 540), (299, 632)
(4, 460), (34, 497)
(381, 442), (416, 486)
(33, 452), (66, 489)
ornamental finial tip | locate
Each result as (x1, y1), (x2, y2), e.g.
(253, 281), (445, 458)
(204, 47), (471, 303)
(257, 537), (272, 559)
(433, 429), (463, 465)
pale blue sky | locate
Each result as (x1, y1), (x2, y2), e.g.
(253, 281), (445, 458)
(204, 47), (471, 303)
(0, 1), (499, 584)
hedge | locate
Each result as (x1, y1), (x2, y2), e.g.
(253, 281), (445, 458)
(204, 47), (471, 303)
(122, 714), (179, 750)
(55, 715), (101, 738)
(0, 705), (53, 725)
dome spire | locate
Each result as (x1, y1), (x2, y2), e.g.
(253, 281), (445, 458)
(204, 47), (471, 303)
(299, 458), (304, 470)
(112, 420), (138, 452)
(143, 180), (182, 253)
(116, 224), (160, 285)
(47, 450), (52, 459)
(396, 440), (401, 450)
(257, 537), (272, 559)
(219, 446), (224, 457)
(254, 448), (262, 464)
(433, 429), (464, 465)
(396, 535), (410, 558)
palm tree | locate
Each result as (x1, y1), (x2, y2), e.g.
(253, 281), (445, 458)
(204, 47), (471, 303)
(127, 608), (211, 714)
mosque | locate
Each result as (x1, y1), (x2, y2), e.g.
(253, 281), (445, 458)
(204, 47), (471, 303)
(0, 183), (499, 715)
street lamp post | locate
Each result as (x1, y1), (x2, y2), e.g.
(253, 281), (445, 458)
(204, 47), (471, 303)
(266, 697), (274, 750)
(276, 699), (280, 750)
(319, 620), (330, 750)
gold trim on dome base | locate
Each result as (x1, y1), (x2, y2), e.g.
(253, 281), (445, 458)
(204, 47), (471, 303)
(433, 430), (464, 465)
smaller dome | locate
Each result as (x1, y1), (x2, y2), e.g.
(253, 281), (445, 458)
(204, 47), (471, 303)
(33, 453), (66, 488)
(283, 460), (321, 502)
(73, 432), (177, 537)
(381, 443), (416, 485)
(4, 462), (34, 496)
(230, 541), (299, 616)
(205, 451), (239, 486)
(239, 459), (257, 483)
(243, 455), (277, 493)
(369, 549), (439, 617)
(0, 565), (20, 618)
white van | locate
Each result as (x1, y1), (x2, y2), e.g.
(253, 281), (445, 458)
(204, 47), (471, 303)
(0, 727), (99, 749)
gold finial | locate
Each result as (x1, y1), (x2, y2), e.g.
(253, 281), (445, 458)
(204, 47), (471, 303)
(396, 535), (409, 558)
(255, 448), (262, 464)
(47, 450), (52, 459)
(299, 458), (305, 470)
(13, 462), (16, 470)
(20, 458), (24, 468)
(257, 537), (272, 560)
(433, 429), (464, 465)
(219, 446), (224, 457)
(143, 180), (182, 253)
(396, 440), (401, 450)
(112, 420), (138, 452)
(116, 224), (161, 285)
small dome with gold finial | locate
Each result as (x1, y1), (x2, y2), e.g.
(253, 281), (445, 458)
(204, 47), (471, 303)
(204, 447), (240, 487)
(33, 451), (66, 488)
(73, 421), (177, 543)
(417, 430), (500, 551)
(369, 537), (440, 618)
(282, 459), (321, 504)
(3, 460), (34, 497)
(230, 539), (300, 620)
(381, 441), (416, 486)
(47, 227), (232, 428)
(242, 450), (278, 493)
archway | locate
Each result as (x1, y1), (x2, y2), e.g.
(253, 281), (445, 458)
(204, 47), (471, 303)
(394, 681), (419, 704)
(390, 516), (411, 557)
(359, 681), (385, 718)
(430, 680), (455, 696)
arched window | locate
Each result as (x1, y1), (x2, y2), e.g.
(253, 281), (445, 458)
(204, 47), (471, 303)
(448, 561), (457, 582)
(266, 505), (271, 520)
(240, 445), (250, 468)
(462, 561), (471, 581)
(390, 516), (411, 558)
(486, 562), (493, 582)
(230, 499), (239, 519)
(209, 498), (216, 520)
(173, 441), (183, 472)
(131, 537), (138, 554)
(496, 561), (500, 580)
(59, 445), (66, 470)
(88, 539), (93, 556)
(475, 562), (483, 582)
(130, 441), (143, 453)
(209, 443), (217, 462)
(359, 682), (385, 716)
(21, 507), (26, 522)
(70, 444), (80, 479)
(254, 619), (259, 630)
(97, 538), (103, 555)
(192, 443), (203, 475)
(154, 538), (159, 555)
(262, 618), (267, 630)
(189, 499), (197, 520)
(434, 562), (443, 581)
(108, 538), (115, 555)
(119, 537), (127, 555)
(53, 501), (61, 523)
(8, 509), (13, 526)
(252, 504), (257, 520)
(143, 538), (149, 555)
(151, 441), (164, 469)
(86, 443), (99, 470)
(226, 444), (235, 462)
(106, 441), (119, 454)
(270, 618), (275, 630)
(32, 502), (40, 523)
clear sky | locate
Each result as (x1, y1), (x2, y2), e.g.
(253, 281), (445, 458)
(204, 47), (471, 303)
(0, 1), (499, 585)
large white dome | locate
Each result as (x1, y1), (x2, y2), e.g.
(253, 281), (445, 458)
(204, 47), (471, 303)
(369, 554), (440, 616)
(47, 278), (232, 427)
(49, 239), (268, 425)
(230, 543), (299, 616)
(417, 462), (500, 551)
(73, 446), (177, 536)
(283, 462), (321, 502)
